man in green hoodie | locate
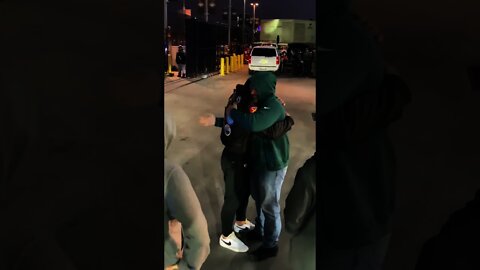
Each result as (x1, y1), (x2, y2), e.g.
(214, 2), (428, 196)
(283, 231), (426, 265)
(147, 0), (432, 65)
(226, 71), (289, 261)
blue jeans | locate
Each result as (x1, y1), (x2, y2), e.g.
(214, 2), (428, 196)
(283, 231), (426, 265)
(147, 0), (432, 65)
(250, 166), (288, 248)
(178, 64), (186, 77)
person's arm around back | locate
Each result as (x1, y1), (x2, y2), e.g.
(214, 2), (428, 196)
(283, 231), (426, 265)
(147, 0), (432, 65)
(229, 99), (284, 132)
(261, 115), (294, 139)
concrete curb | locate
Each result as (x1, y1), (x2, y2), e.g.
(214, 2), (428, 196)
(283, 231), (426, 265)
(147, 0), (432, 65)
(199, 71), (220, 79)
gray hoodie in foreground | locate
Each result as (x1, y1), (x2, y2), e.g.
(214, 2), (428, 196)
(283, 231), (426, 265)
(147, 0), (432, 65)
(164, 113), (210, 269)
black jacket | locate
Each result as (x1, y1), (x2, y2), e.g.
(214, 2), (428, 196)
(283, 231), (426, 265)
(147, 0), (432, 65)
(320, 72), (411, 147)
(176, 51), (186, 65)
(216, 82), (294, 156)
(318, 71), (411, 249)
(318, 8), (411, 248)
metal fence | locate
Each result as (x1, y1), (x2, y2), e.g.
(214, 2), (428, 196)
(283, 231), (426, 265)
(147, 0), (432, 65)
(185, 19), (223, 77)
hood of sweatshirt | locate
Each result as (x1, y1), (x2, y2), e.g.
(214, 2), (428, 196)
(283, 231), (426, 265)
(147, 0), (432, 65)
(250, 71), (277, 103)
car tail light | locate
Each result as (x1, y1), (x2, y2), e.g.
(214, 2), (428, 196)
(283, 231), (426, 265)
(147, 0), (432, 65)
(276, 56), (280, 65)
(248, 57), (251, 64)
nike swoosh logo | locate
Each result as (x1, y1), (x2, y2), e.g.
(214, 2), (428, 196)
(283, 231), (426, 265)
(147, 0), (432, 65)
(221, 239), (232, 246)
(263, 107), (270, 109)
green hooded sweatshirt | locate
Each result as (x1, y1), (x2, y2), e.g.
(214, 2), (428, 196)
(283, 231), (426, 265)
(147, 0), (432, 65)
(230, 72), (289, 171)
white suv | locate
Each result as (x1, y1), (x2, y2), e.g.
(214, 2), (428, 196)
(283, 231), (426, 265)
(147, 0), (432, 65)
(248, 46), (280, 73)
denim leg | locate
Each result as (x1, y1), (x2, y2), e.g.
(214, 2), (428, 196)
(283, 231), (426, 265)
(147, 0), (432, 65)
(250, 170), (264, 235)
(255, 167), (288, 248)
(181, 65), (186, 76)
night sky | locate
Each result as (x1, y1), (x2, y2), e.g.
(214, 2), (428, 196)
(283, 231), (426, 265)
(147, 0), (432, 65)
(184, 0), (316, 22)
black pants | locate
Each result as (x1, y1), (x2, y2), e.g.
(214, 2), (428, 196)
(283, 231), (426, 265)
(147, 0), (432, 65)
(220, 149), (250, 236)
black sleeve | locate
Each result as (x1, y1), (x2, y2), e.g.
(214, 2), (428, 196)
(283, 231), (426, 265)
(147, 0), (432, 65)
(214, 117), (224, 128)
(214, 92), (236, 129)
(284, 155), (316, 235)
(319, 72), (411, 145)
(261, 115), (294, 139)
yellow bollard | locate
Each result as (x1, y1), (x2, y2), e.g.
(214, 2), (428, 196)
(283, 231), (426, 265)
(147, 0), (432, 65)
(168, 53), (172, 74)
(238, 55), (241, 69)
(220, 58), (225, 76)
(230, 56), (234, 72)
(241, 54), (244, 66)
(226, 57), (229, 74)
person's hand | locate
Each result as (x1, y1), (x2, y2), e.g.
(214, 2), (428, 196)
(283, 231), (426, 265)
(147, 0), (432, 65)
(169, 219), (181, 227)
(176, 249), (183, 259)
(168, 219), (183, 254)
(165, 264), (179, 270)
(198, 113), (215, 127)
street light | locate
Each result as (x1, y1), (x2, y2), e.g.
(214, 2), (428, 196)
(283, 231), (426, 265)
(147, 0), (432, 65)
(199, 0), (214, 22)
(250, 2), (259, 42)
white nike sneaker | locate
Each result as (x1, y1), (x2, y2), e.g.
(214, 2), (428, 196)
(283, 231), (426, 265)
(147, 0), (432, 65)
(219, 232), (249, 252)
(233, 219), (256, 233)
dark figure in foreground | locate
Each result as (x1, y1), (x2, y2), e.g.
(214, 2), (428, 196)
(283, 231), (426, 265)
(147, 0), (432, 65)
(284, 152), (316, 270)
(318, 0), (412, 268)
(165, 113), (210, 270)
(416, 190), (480, 270)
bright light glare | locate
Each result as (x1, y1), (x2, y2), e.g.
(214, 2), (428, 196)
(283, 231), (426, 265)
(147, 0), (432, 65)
(264, 19), (279, 34)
